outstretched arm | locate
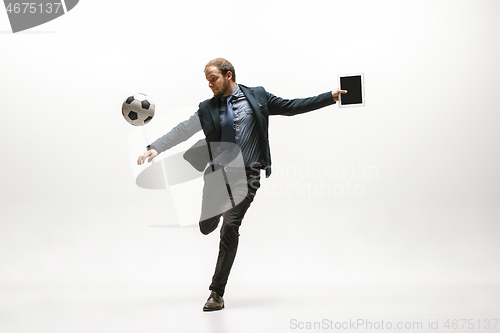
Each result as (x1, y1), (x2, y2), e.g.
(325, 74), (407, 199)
(137, 111), (202, 165)
(267, 88), (347, 116)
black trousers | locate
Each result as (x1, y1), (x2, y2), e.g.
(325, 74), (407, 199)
(199, 165), (261, 296)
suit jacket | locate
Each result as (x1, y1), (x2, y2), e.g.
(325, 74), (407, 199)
(184, 84), (335, 177)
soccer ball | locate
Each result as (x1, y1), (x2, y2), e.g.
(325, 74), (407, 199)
(122, 93), (155, 126)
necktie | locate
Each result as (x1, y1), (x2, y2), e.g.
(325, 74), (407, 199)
(221, 96), (236, 147)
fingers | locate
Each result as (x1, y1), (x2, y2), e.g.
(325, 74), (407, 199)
(333, 88), (348, 101)
(137, 150), (158, 165)
(137, 151), (151, 165)
(332, 88), (348, 97)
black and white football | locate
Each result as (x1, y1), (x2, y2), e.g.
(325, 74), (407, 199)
(122, 93), (155, 126)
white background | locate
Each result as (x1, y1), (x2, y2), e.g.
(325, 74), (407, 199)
(1, 0), (499, 331)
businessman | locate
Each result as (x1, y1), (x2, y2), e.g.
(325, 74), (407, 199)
(137, 58), (347, 311)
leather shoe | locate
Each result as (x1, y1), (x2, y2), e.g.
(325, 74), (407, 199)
(203, 291), (224, 311)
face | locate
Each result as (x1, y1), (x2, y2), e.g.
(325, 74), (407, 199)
(205, 66), (231, 98)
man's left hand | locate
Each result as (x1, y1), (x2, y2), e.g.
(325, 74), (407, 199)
(332, 88), (348, 102)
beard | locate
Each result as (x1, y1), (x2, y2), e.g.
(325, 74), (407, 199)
(213, 78), (230, 98)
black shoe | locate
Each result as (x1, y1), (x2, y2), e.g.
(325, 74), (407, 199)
(203, 291), (224, 311)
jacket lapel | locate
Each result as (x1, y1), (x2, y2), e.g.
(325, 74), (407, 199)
(240, 85), (259, 113)
(240, 85), (264, 129)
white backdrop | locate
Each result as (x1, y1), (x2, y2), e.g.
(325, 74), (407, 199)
(1, 0), (499, 291)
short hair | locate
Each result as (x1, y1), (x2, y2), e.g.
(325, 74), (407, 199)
(204, 58), (236, 82)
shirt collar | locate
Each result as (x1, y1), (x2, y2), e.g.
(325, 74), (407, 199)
(220, 84), (240, 103)
(231, 84), (241, 97)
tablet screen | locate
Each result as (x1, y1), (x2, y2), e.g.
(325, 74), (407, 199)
(339, 74), (364, 106)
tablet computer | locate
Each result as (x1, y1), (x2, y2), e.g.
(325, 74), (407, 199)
(338, 73), (365, 108)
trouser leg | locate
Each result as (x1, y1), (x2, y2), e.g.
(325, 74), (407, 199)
(199, 165), (254, 234)
(208, 170), (260, 296)
(198, 166), (228, 235)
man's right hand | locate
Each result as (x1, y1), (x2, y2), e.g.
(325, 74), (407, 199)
(137, 149), (158, 165)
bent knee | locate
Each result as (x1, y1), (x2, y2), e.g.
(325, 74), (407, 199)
(199, 221), (215, 235)
(200, 227), (211, 235)
(199, 215), (222, 235)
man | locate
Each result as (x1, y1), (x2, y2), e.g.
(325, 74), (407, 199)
(137, 58), (347, 311)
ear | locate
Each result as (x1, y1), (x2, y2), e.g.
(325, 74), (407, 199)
(226, 71), (233, 81)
